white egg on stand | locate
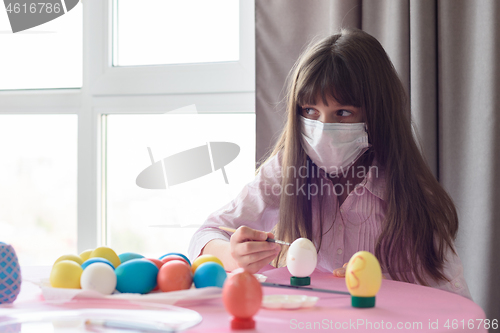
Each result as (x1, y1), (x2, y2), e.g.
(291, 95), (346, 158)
(286, 238), (317, 286)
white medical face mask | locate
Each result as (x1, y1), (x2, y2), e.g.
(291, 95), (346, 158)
(300, 116), (370, 176)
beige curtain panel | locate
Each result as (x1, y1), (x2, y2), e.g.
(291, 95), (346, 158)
(255, 0), (499, 320)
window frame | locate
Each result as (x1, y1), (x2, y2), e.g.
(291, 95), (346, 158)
(91, 0), (255, 95)
(0, 0), (255, 253)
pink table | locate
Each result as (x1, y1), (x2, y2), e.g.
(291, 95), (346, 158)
(188, 267), (487, 333)
(6, 266), (488, 332)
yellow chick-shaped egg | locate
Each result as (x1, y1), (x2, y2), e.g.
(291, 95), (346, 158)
(345, 251), (382, 308)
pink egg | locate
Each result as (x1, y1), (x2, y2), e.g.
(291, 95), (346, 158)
(160, 255), (190, 266)
(157, 261), (192, 292)
(146, 258), (164, 291)
(222, 268), (262, 329)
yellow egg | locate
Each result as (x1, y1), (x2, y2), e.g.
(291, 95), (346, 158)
(345, 251), (382, 297)
(54, 254), (83, 266)
(90, 246), (121, 268)
(192, 254), (224, 273)
(50, 260), (83, 289)
(79, 249), (93, 262)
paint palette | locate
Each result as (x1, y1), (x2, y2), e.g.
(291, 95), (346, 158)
(261, 295), (319, 310)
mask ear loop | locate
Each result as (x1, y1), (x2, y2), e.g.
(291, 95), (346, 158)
(364, 123), (371, 145)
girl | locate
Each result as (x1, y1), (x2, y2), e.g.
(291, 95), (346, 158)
(188, 29), (471, 299)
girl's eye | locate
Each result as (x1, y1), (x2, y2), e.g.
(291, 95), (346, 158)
(302, 107), (318, 116)
(337, 110), (352, 117)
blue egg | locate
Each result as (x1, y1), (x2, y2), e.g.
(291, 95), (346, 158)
(82, 257), (115, 270)
(193, 262), (227, 288)
(159, 252), (191, 266)
(115, 259), (159, 294)
(118, 252), (144, 264)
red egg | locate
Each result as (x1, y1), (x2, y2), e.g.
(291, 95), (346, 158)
(160, 255), (190, 266)
(157, 260), (193, 292)
(146, 258), (164, 291)
(146, 258), (164, 269)
(222, 268), (262, 329)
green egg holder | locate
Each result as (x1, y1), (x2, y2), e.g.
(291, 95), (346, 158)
(351, 295), (376, 308)
(290, 276), (311, 286)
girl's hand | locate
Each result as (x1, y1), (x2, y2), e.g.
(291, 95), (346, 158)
(229, 226), (281, 274)
(332, 263), (348, 277)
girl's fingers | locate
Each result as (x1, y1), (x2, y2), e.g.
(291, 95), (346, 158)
(244, 252), (280, 274)
(237, 247), (280, 267)
(332, 267), (346, 277)
(332, 262), (348, 277)
(235, 240), (279, 255)
(232, 226), (268, 243)
(228, 226), (280, 272)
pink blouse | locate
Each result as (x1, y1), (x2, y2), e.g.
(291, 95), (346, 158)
(188, 152), (472, 300)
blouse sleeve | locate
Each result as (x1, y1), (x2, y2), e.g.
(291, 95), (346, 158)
(187, 153), (282, 262)
(423, 243), (472, 300)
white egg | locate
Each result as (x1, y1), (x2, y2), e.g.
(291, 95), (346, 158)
(286, 238), (317, 277)
(80, 262), (117, 295)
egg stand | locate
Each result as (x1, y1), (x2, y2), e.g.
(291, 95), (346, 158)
(290, 276), (311, 286)
(351, 295), (376, 308)
(230, 317), (255, 330)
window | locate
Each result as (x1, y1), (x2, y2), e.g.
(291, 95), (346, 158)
(0, 115), (77, 265)
(105, 113), (255, 257)
(0, 4), (82, 90)
(114, 0), (239, 66)
(0, 0), (255, 264)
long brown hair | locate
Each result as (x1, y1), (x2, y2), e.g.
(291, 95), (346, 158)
(261, 28), (458, 285)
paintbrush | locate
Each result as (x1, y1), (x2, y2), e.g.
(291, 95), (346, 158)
(85, 319), (174, 332)
(218, 226), (291, 246)
(261, 282), (350, 295)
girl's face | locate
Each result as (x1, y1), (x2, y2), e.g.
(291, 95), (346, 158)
(299, 93), (363, 124)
